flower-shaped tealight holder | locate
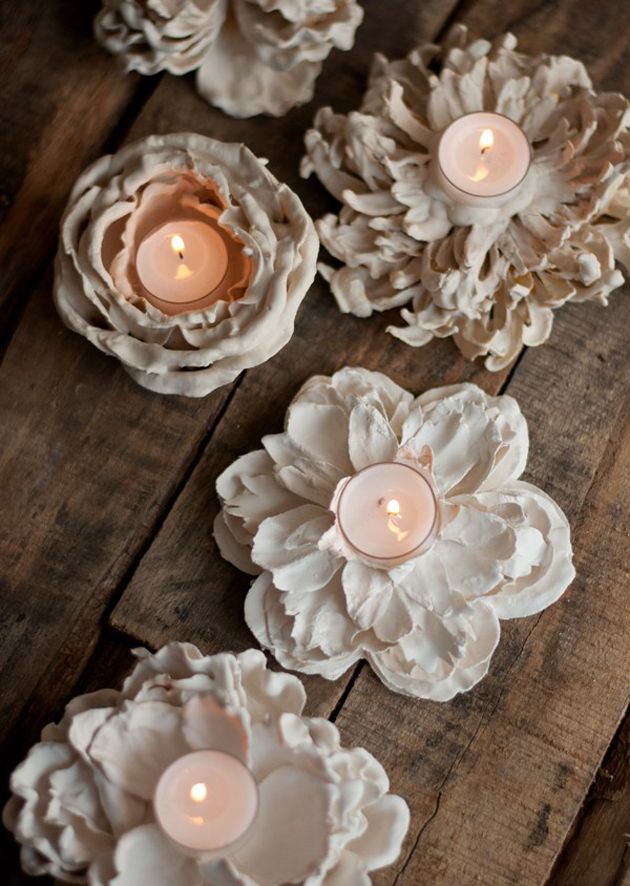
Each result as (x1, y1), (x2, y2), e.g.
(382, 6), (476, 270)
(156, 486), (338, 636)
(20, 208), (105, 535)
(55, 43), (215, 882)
(301, 26), (630, 370)
(215, 367), (575, 700)
(94, 0), (364, 118)
(4, 643), (409, 884)
(54, 133), (318, 396)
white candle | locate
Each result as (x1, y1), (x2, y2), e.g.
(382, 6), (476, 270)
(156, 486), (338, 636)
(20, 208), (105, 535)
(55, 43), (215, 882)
(336, 462), (438, 565)
(136, 218), (229, 309)
(436, 112), (531, 207)
(154, 751), (258, 854)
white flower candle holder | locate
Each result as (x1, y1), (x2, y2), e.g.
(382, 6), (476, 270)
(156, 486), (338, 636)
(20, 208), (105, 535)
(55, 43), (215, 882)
(54, 133), (318, 397)
(4, 643), (410, 884)
(215, 367), (575, 700)
(94, 0), (364, 118)
(301, 26), (630, 371)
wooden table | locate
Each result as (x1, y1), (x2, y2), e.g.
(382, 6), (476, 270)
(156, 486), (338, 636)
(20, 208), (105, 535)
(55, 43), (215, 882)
(1, 1), (629, 883)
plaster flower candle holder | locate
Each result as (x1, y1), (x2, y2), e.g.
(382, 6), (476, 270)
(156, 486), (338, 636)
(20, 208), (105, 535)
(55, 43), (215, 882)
(215, 367), (575, 700)
(4, 642), (410, 884)
(54, 132), (318, 397)
(94, 0), (364, 118)
(301, 26), (630, 370)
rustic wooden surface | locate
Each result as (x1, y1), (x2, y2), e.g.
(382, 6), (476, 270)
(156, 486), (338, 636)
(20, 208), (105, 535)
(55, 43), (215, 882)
(0, 0), (629, 883)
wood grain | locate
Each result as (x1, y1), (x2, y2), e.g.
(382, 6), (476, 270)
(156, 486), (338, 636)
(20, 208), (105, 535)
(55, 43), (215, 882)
(550, 707), (630, 886)
(0, 0), (142, 327)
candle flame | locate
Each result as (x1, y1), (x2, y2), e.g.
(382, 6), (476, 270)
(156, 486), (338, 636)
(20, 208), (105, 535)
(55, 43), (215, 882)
(171, 234), (185, 260)
(479, 128), (494, 153)
(190, 782), (207, 804)
(469, 163), (490, 183)
(385, 498), (409, 543)
(386, 499), (400, 517)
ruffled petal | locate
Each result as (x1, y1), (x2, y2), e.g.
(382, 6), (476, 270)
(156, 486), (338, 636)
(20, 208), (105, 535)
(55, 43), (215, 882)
(473, 482), (575, 618)
(252, 505), (339, 591)
(196, 17), (321, 118)
(348, 401), (400, 471)
(111, 824), (201, 886)
(182, 696), (250, 763)
(368, 600), (501, 700)
(345, 794), (410, 871)
(231, 766), (332, 884)
(87, 702), (189, 800)
(245, 573), (361, 680)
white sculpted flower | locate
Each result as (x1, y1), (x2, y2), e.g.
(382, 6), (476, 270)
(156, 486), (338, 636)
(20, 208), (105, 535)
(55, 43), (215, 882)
(301, 26), (630, 370)
(215, 367), (575, 700)
(54, 133), (318, 397)
(4, 643), (409, 885)
(95, 0), (364, 117)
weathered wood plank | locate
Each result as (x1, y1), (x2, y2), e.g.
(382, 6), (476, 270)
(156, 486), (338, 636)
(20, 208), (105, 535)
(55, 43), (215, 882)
(0, 0), (142, 325)
(550, 706), (630, 886)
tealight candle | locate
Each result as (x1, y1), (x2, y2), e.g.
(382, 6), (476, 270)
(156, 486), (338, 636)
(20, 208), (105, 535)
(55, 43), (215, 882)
(154, 751), (258, 854)
(436, 112), (531, 207)
(136, 217), (229, 310)
(336, 462), (438, 565)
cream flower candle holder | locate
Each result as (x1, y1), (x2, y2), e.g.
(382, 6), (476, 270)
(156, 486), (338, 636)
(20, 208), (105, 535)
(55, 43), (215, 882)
(94, 0), (364, 118)
(301, 26), (630, 370)
(4, 643), (410, 884)
(215, 367), (575, 700)
(54, 133), (318, 397)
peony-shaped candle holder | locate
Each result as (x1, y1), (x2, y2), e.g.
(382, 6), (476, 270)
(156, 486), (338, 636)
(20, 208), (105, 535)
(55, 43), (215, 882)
(215, 367), (575, 700)
(301, 26), (630, 370)
(94, 0), (364, 118)
(54, 133), (318, 397)
(4, 643), (410, 885)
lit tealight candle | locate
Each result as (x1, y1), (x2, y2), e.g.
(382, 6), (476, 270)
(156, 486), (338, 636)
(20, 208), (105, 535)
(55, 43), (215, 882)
(336, 462), (438, 565)
(136, 218), (229, 310)
(436, 112), (531, 207)
(154, 751), (259, 854)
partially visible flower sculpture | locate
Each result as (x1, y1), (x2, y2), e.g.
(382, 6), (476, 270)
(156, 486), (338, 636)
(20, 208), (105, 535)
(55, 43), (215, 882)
(54, 133), (318, 396)
(4, 643), (409, 884)
(301, 26), (630, 370)
(215, 367), (575, 699)
(95, 0), (364, 117)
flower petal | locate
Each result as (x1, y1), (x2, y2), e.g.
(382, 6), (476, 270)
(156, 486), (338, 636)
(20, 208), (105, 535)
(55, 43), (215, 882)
(342, 561), (414, 643)
(252, 505), (339, 591)
(88, 702), (189, 800)
(436, 502), (516, 598)
(474, 482), (575, 618)
(368, 600), (501, 700)
(112, 824), (201, 886)
(236, 649), (306, 722)
(348, 401), (400, 471)
(231, 766), (332, 885)
(345, 794), (410, 871)
(245, 573), (361, 680)
(182, 696), (250, 764)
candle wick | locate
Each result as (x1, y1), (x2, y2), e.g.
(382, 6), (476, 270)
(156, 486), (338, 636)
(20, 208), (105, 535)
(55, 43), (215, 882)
(177, 250), (184, 260)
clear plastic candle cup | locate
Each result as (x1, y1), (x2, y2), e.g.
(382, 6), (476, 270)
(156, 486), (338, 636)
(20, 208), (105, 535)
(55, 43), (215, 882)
(336, 462), (438, 566)
(436, 112), (532, 207)
(154, 751), (259, 854)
